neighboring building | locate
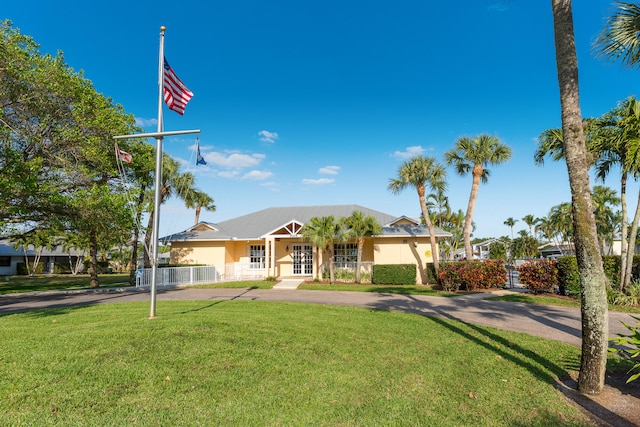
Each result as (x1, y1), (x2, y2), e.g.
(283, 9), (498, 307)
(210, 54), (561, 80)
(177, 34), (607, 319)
(162, 204), (451, 285)
(0, 239), (85, 276)
(453, 239), (501, 260)
(539, 243), (576, 259)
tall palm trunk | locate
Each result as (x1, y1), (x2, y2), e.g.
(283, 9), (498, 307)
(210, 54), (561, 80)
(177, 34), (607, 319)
(143, 209), (154, 268)
(623, 191), (640, 291)
(194, 205), (201, 224)
(552, 0), (608, 395)
(417, 186), (440, 274)
(620, 172), (629, 289)
(355, 236), (364, 284)
(463, 165), (482, 260)
(129, 185), (146, 285)
(88, 230), (99, 288)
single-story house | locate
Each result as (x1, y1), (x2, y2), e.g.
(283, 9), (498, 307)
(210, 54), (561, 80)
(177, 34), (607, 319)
(162, 204), (451, 284)
(0, 239), (85, 276)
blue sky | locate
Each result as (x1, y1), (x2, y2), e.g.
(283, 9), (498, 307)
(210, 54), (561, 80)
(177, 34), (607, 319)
(5, 1), (639, 238)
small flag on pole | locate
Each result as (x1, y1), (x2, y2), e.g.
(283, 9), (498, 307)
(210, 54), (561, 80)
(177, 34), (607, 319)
(163, 57), (194, 115)
(116, 147), (133, 163)
(196, 137), (207, 165)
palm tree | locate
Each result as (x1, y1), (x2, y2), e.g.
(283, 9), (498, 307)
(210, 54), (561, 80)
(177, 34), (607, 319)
(592, 97), (640, 290)
(594, 1), (640, 68)
(301, 215), (344, 284)
(143, 155), (195, 268)
(185, 189), (216, 224)
(592, 185), (621, 254)
(445, 134), (512, 261)
(552, 0), (608, 395)
(522, 214), (539, 237)
(388, 155), (447, 274)
(343, 211), (382, 283)
(503, 217), (517, 240)
(426, 187), (450, 228)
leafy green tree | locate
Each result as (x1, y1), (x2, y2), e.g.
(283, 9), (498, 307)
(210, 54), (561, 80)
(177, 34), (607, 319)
(301, 216), (344, 283)
(445, 134), (512, 261)
(343, 211), (382, 283)
(388, 155), (447, 273)
(552, 0), (609, 395)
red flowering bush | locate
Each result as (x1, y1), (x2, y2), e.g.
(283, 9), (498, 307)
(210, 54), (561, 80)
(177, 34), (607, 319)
(438, 260), (507, 292)
(517, 260), (558, 294)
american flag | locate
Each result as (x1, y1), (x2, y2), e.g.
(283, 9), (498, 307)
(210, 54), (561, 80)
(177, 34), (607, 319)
(163, 57), (194, 115)
(116, 147), (132, 163)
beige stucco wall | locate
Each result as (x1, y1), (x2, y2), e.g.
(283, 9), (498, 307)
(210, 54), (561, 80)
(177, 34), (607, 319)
(170, 241), (226, 265)
(171, 236), (437, 284)
(373, 237), (435, 284)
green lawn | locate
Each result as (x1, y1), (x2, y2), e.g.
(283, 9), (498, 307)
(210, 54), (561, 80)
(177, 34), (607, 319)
(0, 300), (614, 426)
(298, 282), (456, 296)
(487, 293), (640, 314)
(0, 273), (131, 295)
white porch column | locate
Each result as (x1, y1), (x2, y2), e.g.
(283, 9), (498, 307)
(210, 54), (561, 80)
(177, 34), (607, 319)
(265, 237), (272, 277)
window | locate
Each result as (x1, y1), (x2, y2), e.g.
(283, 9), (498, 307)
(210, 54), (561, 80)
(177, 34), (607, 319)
(249, 245), (265, 269)
(0, 256), (9, 267)
(333, 243), (357, 267)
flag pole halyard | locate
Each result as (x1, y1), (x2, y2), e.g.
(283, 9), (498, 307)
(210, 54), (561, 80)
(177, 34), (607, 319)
(113, 26), (199, 319)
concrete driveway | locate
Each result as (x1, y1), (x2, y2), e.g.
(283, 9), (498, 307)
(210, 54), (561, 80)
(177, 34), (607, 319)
(0, 286), (636, 347)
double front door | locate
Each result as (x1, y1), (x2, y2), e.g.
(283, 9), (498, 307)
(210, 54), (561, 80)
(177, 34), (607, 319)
(292, 244), (312, 275)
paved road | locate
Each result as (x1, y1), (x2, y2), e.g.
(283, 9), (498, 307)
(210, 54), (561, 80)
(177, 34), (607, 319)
(0, 287), (636, 347)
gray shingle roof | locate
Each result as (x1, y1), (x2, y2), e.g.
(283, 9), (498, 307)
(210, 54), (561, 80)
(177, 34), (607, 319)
(162, 204), (451, 242)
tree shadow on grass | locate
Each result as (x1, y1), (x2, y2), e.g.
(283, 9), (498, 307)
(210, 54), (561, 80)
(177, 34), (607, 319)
(367, 294), (639, 427)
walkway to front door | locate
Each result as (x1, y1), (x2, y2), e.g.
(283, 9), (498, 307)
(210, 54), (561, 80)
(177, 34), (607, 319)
(272, 279), (303, 289)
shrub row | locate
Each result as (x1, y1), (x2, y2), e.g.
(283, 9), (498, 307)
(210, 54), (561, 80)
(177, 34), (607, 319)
(438, 260), (507, 292)
(519, 255), (640, 297)
(372, 264), (416, 285)
(517, 260), (558, 294)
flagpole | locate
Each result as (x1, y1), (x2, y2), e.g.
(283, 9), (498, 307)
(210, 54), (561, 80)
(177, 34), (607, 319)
(113, 26), (198, 318)
(149, 25), (166, 318)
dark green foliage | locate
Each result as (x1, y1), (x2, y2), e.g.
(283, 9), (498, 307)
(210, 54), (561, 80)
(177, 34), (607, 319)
(372, 264), (416, 285)
(557, 256), (580, 296)
(438, 260), (507, 292)
(16, 263), (43, 276)
(602, 255), (621, 290)
(609, 316), (640, 383)
(517, 260), (559, 294)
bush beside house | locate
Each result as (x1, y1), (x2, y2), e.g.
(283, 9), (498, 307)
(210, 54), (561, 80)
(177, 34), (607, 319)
(438, 260), (507, 292)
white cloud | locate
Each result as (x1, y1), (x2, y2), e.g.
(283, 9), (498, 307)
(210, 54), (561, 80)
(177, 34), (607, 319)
(243, 170), (273, 180)
(319, 165), (340, 175)
(303, 178), (335, 185)
(218, 170), (239, 178)
(134, 117), (158, 128)
(393, 145), (425, 159)
(207, 151), (265, 168)
(258, 130), (279, 143)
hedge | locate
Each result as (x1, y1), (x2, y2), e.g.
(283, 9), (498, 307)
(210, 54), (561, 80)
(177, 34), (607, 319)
(438, 260), (507, 292)
(372, 264), (416, 285)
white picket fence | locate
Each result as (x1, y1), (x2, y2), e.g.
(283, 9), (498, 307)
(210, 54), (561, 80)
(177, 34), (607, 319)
(135, 263), (267, 288)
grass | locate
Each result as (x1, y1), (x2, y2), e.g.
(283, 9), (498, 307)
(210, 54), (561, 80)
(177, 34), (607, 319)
(184, 280), (274, 290)
(0, 273), (131, 295)
(0, 300), (603, 426)
(298, 282), (457, 296)
(487, 293), (640, 314)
